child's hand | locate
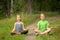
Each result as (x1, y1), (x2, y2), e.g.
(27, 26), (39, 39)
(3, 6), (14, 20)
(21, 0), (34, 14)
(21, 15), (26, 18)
(40, 32), (45, 35)
(24, 29), (26, 30)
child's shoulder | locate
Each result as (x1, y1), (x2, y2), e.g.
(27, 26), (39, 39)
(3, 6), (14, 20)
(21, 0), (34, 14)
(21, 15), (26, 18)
(38, 20), (48, 22)
(14, 22), (17, 24)
(44, 20), (49, 23)
(20, 22), (23, 24)
(14, 22), (23, 24)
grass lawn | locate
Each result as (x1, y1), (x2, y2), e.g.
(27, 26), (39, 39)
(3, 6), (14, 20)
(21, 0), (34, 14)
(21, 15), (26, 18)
(0, 12), (60, 40)
(0, 13), (39, 40)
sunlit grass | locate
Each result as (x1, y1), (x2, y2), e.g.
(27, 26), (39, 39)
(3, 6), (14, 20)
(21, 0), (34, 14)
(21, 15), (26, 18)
(0, 13), (39, 40)
(0, 12), (60, 40)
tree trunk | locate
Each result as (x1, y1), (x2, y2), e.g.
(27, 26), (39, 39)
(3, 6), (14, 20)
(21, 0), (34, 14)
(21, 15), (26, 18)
(10, 0), (13, 16)
(7, 0), (10, 17)
(26, 0), (32, 14)
(7, 0), (13, 17)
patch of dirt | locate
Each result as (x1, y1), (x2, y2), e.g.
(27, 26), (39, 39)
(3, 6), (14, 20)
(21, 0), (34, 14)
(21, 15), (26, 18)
(25, 22), (37, 40)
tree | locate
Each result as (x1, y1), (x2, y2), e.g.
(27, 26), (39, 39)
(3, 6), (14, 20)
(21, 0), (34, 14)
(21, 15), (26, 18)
(10, 0), (13, 16)
(26, 0), (32, 14)
(7, 0), (13, 17)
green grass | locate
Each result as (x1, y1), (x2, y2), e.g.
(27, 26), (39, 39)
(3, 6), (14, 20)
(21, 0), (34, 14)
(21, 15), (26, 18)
(0, 12), (60, 40)
(0, 13), (39, 40)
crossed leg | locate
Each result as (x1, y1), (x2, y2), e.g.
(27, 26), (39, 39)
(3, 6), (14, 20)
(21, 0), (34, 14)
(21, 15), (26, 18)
(34, 28), (51, 35)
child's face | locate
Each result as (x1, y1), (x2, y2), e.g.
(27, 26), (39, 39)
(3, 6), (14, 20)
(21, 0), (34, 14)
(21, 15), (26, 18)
(16, 15), (21, 21)
(40, 14), (45, 20)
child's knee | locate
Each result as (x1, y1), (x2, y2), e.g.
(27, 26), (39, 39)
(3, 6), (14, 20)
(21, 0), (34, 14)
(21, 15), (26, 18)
(48, 28), (51, 31)
(34, 29), (39, 33)
(46, 28), (51, 33)
(49, 28), (51, 31)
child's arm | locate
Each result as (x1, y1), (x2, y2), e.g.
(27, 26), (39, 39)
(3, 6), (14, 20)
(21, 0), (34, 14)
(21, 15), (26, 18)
(37, 22), (40, 30)
(11, 23), (16, 32)
(45, 21), (49, 29)
(22, 23), (25, 30)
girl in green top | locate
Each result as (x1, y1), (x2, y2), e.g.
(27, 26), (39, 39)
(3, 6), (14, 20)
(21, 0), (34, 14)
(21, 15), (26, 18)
(34, 13), (51, 35)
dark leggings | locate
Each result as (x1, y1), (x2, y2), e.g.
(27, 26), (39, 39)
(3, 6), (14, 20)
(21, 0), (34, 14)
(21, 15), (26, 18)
(11, 30), (28, 35)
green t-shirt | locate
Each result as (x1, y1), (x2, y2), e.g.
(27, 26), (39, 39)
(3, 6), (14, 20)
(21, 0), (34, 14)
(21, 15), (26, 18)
(37, 20), (49, 32)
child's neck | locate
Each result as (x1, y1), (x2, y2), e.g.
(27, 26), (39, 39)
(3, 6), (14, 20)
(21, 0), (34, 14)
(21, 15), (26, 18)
(17, 21), (20, 23)
(41, 19), (45, 21)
